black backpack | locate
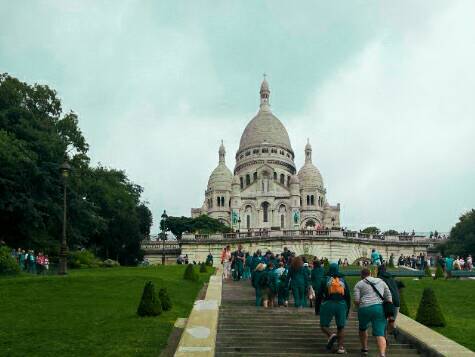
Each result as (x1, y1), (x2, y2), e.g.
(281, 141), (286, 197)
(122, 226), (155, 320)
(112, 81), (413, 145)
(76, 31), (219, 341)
(259, 272), (270, 288)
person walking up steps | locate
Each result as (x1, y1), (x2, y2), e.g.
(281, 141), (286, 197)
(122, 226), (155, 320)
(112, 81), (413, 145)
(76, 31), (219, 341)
(354, 268), (393, 357)
(315, 263), (351, 354)
(252, 263), (270, 307)
(285, 256), (309, 308)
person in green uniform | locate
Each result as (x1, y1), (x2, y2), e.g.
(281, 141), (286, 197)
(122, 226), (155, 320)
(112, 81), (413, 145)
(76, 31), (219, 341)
(206, 252), (213, 266)
(252, 263), (269, 307)
(285, 256), (309, 308)
(267, 262), (280, 307)
(233, 245), (245, 281)
(377, 264), (400, 335)
(445, 256), (454, 279)
(315, 263), (351, 354)
(243, 252), (252, 280)
(311, 260), (324, 313)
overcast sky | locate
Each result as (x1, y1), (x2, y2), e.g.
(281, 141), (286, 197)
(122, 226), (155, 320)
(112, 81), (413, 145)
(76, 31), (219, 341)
(1, 1), (474, 233)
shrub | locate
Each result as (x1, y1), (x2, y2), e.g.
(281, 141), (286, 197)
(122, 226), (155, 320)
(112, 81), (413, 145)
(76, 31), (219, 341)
(68, 250), (101, 269)
(184, 264), (199, 281)
(137, 281), (162, 316)
(415, 287), (446, 327)
(102, 259), (120, 268)
(0, 246), (20, 275)
(389, 255), (395, 268)
(399, 289), (410, 316)
(434, 265), (444, 280)
(424, 265), (432, 277)
(159, 288), (172, 311)
(199, 262), (207, 273)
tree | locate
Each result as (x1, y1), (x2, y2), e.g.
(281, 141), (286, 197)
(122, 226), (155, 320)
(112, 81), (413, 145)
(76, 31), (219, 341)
(184, 264), (199, 281)
(434, 265), (444, 280)
(0, 73), (152, 264)
(137, 281), (162, 316)
(159, 288), (172, 311)
(199, 262), (207, 273)
(443, 209), (475, 256)
(399, 289), (410, 316)
(384, 229), (399, 236)
(415, 288), (446, 327)
(162, 214), (231, 239)
(362, 226), (380, 235)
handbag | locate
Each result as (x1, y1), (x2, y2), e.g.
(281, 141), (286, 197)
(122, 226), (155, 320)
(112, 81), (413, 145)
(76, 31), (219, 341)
(308, 286), (316, 300)
(364, 279), (394, 318)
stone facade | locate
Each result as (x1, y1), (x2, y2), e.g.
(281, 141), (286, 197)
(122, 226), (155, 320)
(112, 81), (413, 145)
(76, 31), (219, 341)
(191, 79), (340, 229)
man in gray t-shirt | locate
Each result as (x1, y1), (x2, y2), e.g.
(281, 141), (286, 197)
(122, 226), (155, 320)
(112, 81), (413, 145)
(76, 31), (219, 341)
(354, 268), (392, 357)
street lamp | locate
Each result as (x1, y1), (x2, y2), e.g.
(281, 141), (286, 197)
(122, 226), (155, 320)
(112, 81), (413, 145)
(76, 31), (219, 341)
(160, 210), (168, 265)
(58, 159), (71, 275)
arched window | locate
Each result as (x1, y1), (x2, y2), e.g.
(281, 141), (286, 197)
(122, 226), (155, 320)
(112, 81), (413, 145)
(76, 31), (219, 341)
(280, 174), (285, 184)
(281, 214), (285, 229)
(311, 195), (315, 205)
(253, 172), (257, 181)
(306, 195), (310, 205)
(300, 197), (302, 206)
(240, 177), (243, 189)
(306, 220), (315, 227)
(287, 175), (291, 186)
(273, 172), (277, 180)
(217, 197), (220, 207)
(246, 174), (250, 186)
(221, 197), (225, 207)
(246, 215), (250, 229)
(262, 202), (269, 223)
(262, 181), (265, 191)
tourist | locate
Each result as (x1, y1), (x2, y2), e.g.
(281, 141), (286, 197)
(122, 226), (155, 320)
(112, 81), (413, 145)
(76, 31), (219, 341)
(275, 261), (288, 306)
(343, 258), (349, 267)
(221, 245), (232, 280)
(36, 252), (46, 274)
(184, 254), (189, 264)
(445, 255), (454, 278)
(453, 256), (461, 271)
(44, 255), (49, 271)
(354, 268), (393, 357)
(242, 252), (252, 280)
(28, 250), (36, 274)
(206, 252), (213, 266)
(232, 244), (245, 281)
(311, 260), (324, 313)
(251, 263), (269, 307)
(371, 249), (381, 266)
(467, 255), (473, 270)
(315, 263), (351, 354)
(377, 264), (400, 335)
(285, 256), (309, 308)
(18, 249), (26, 271)
(267, 262), (280, 307)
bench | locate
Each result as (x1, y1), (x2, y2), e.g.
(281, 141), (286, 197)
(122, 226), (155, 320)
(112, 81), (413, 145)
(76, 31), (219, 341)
(451, 270), (475, 278)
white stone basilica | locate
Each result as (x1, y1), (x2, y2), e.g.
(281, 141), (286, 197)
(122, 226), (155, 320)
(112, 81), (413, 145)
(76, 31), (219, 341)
(191, 78), (341, 230)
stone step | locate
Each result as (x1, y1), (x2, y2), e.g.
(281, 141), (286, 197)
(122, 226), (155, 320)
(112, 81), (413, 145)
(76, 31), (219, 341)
(215, 352), (420, 357)
(215, 345), (418, 353)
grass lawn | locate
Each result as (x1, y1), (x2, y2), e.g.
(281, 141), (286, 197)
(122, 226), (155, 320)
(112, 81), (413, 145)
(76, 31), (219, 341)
(0, 265), (214, 356)
(345, 276), (475, 351)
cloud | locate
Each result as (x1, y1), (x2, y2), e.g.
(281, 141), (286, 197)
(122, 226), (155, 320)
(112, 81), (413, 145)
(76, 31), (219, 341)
(288, 0), (475, 232)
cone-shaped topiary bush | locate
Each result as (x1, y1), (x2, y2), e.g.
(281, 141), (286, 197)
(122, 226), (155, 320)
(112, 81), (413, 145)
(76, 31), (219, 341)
(399, 289), (410, 316)
(415, 287), (446, 327)
(389, 255), (395, 268)
(424, 265), (432, 277)
(137, 281), (162, 317)
(200, 262), (207, 273)
(434, 265), (444, 280)
(184, 264), (199, 281)
(159, 287), (172, 311)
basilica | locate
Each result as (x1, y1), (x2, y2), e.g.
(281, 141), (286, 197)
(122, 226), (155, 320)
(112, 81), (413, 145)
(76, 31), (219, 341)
(191, 78), (341, 230)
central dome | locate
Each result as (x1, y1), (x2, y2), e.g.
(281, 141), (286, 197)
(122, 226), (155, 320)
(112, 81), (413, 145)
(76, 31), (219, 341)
(238, 110), (292, 152)
(238, 79), (293, 153)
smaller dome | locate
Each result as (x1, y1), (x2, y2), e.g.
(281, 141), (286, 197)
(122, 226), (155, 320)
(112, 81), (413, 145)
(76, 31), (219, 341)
(290, 175), (300, 184)
(298, 163), (324, 189)
(208, 163), (233, 191)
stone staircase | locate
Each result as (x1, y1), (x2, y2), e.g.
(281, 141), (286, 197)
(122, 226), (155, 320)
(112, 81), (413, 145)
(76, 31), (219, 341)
(215, 280), (420, 357)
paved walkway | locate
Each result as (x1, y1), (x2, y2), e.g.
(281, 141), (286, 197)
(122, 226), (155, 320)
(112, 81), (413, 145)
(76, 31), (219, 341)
(215, 279), (420, 357)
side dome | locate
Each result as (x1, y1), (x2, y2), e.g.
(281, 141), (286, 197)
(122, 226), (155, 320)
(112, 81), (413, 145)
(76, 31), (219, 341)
(298, 163), (323, 189)
(208, 141), (232, 191)
(208, 164), (233, 191)
(298, 140), (324, 189)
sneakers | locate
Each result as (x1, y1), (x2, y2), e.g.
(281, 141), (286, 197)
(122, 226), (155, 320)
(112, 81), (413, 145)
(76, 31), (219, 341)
(336, 347), (346, 354)
(361, 348), (369, 356)
(326, 334), (337, 350)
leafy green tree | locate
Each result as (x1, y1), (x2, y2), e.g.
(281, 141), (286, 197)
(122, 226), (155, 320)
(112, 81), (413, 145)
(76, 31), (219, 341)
(444, 209), (475, 256)
(0, 73), (152, 264)
(362, 226), (380, 235)
(399, 289), (410, 316)
(162, 214), (231, 239)
(159, 288), (172, 311)
(384, 229), (399, 236)
(434, 265), (444, 280)
(0, 246), (20, 275)
(184, 264), (199, 281)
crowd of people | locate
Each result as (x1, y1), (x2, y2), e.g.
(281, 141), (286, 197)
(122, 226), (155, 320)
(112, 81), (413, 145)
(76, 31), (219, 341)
(220, 245), (401, 357)
(10, 248), (49, 274)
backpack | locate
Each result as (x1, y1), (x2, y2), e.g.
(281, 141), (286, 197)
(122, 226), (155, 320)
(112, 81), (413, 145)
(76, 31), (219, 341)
(327, 276), (345, 295)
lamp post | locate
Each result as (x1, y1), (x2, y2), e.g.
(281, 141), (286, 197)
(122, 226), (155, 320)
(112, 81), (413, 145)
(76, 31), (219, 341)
(58, 159), (71, 275)
(160, 210), (168, 265)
